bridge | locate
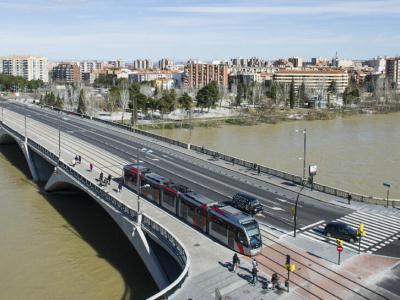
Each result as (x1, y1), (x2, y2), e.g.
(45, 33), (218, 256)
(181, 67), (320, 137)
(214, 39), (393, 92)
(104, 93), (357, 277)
(1, 99), (399, 299)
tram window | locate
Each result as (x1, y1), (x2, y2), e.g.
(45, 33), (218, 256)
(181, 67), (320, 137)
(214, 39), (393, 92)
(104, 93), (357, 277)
(211, 218), (227, 236)
(163, 192), (175, 207)
(187, 205), (195, 218)
(236, 230), (248, 247)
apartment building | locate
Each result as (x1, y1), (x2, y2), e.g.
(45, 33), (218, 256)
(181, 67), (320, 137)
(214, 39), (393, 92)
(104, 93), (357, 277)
(273, 70), (349, 93)
(52, 62), (81, 83)
(128, 70), (173, 83)
(133, 59), (153, 70)
(184, 63), (228, 88)
(158, 58), (174, 70)
(386, 57), (400, 91)
(0, 55), (49, 82)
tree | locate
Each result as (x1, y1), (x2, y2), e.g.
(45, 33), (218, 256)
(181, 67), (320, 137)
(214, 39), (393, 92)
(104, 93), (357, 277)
(235, 81), (244, 107)
(298, 81), (307, 105)
(77, 89), (87, 114)
(178, 92), (192, 110)
(54, 94), (63, 109)
(196, 87), (209, 112)
(289, 79), (295, 109)
(120, 82), (130, 123)
(327, 80), (337, 94)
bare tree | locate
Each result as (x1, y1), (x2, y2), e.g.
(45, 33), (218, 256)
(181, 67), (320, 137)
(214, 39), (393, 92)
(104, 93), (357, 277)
(120, 82), (130, 123)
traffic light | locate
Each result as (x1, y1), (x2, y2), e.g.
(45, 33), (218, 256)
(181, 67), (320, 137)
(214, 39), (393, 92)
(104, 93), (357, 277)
(336, 239), (343, 247)
(285, 255), (291, 270)
(289, 264), (295, 272)
(357, 223), (366, 237)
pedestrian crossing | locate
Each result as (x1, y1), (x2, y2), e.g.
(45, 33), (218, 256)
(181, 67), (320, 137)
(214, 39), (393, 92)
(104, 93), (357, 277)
(300, 211), (400, 254)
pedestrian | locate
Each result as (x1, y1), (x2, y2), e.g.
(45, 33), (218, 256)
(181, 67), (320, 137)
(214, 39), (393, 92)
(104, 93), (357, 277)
(107, 174), (112, 185)
(254, 163), (257, 170)
(347, 194), (352, 205)
(252, 258), (258, 269)
(232, 253), (240, 272)
(251, 264), (258, 285)
(117, 182), (123, 193)
(99, 171), (103, 182)
(89, 163), (93, 172)
(271, 273), (280, 290)
(78, 155), (82, 164)
(201, 145), (204, 153)
(71, 158), (76, 167)
(257, 166), (261, 175)
(75, 155), (79, 162)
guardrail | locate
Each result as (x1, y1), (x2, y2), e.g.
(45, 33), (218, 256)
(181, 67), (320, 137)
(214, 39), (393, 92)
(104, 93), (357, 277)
(37, 105), (400, 205)
(1, 124), (190, 299)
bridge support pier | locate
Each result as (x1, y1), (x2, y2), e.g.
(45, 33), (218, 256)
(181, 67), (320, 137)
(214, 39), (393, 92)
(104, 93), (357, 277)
(45, 167), (170, 290)
(0, 128), (39, 182)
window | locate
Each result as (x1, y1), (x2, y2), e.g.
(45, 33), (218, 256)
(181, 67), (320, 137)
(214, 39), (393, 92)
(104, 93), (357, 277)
(211, 217), (227, 236)
(163, 192), (175, 208)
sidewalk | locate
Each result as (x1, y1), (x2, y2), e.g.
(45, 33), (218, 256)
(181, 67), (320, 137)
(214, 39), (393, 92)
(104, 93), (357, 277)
(248, 236), (400, 300)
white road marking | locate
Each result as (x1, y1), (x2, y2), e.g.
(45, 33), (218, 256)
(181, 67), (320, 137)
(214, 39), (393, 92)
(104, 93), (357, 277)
(300, 220), (325, 231)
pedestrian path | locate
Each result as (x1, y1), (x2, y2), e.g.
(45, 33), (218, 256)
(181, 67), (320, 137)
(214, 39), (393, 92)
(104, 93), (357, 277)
(300, 211), (400, 254)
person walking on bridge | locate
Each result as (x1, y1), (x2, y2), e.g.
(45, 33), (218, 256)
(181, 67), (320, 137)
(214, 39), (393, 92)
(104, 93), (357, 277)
(99, 171), (103, 182)
(232, 253), (240, 272)
(107, 174), (112, 185)
(117, 182), (123, 193)
(89, 163), (93, 172)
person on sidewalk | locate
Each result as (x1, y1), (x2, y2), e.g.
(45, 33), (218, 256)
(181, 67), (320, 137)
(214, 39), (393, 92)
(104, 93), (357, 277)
(71, 158), (76, 167)
(89, 163), (93, 172)
(117, 182), (123, 193)
(252, 258), (258, 269)
(78, 155), (82, 164)
(232, 253), (240, 272)
(257, 166), (261, 175)
(75, 155), (79, 163)
(107, 174), (112, 185)
(251, 264), (258, 285)
(99, 171), (103, 182)
(271, 273), (280, 290)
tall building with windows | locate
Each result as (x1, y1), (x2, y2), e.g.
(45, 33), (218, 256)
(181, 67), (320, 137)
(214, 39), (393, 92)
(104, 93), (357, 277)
(133, 59), (153, 70)
(386, 57), (400, 91)
(273, 70), (349, 93)
(184, 62), (228, 88)
(158, 58), (174, 70)
(52, 62), (81, 83)
(0, 55), (48, 82)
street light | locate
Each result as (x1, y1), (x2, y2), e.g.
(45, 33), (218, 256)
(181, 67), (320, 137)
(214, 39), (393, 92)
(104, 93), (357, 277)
(24, 113), (31, 142)
(293, 180), (305, 237)
(383, 182), (391, 208)
(295, 128), (307, 183)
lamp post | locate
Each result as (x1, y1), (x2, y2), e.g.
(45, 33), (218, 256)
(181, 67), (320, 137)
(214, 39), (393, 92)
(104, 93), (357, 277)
(136, 147), (142, 223)
(383, 182), (391, 208)
(293, 181), (305, 238)
(58, 111), (61, 163)
(295, 128), (307, 183)
(24, 113), (28, 142)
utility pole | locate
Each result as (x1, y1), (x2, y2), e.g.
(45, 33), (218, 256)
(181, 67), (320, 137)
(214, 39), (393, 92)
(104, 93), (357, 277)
(293, 183), (305, 237)
(24, 113), (27, 142)
(136, 147), (141, 223)
(303, 128), (306, 182)
(58, 111), (61, 163)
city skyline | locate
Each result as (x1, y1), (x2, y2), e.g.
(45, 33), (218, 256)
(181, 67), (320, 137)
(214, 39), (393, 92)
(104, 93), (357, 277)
(0, 0), (399, 60)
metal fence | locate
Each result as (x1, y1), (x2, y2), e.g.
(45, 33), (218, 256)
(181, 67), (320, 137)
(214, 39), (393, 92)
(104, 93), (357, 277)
(1, 123), (190, 299)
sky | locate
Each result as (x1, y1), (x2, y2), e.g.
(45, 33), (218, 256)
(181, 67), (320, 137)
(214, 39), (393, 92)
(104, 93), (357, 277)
(0, 0), (399, 61)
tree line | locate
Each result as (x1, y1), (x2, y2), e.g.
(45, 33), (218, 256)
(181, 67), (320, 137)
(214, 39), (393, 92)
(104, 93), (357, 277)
(0, 74), (44, 92)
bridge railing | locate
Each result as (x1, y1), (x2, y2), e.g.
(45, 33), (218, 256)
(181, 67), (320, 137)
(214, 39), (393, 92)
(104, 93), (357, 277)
(23, 135), (190, 299)
(37, 105), (399, 205)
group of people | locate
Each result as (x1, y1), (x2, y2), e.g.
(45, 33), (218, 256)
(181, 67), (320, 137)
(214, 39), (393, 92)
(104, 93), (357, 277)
(98, 171), (112, 186)
(70, 154), (82, 167)
(231, 254), (281, 290)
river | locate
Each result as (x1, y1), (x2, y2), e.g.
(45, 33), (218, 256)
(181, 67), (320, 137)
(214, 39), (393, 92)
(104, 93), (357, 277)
(151, 112), (400, 199)
(0, 144), (157, 300)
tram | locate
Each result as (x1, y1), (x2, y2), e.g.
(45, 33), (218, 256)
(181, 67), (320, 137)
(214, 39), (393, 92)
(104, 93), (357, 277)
(123, 163), (262, 256)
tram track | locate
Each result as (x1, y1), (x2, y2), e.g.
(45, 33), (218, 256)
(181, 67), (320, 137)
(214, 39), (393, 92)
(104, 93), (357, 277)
(257, 233), (390, 300)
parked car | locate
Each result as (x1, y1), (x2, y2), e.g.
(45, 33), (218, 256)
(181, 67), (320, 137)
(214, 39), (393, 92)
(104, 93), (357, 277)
(324, 222), (358, 243)
(232, 192), (263, 215)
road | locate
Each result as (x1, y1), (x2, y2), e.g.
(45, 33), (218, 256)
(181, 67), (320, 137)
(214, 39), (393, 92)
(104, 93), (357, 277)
(0, 99), (355, 234)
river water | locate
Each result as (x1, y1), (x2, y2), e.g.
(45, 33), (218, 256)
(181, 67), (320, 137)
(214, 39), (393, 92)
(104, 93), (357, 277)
(0, 144), (157, 300)
(152, 112), (400, 199)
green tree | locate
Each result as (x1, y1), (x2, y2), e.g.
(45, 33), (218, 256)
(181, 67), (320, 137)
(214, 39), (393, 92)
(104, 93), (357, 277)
(196, 87), (209, 111)
(178, 92), (193, 110)
(327, 80), (337, 94)
(289, 79), (295, 109)
(235, 81), (244, 107)
(54, 94), (64, 109)
(77, 89), (87, 114)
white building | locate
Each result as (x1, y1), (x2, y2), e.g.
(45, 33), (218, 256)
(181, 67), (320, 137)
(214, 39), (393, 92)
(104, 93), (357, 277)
(273, 70), (349, 93)
(0, 55), (49, 82)
(79, 60), (98, 74)
(365, 57), (386, 74)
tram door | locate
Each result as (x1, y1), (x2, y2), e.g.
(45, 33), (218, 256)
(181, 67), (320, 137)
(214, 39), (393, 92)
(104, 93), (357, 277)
(227, 226), (235, 249)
